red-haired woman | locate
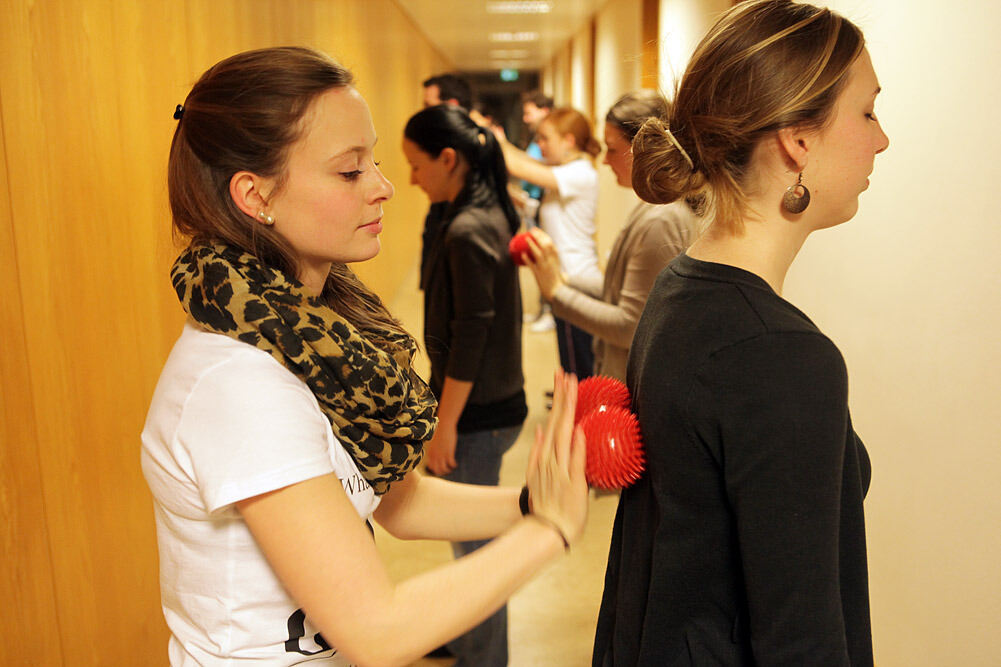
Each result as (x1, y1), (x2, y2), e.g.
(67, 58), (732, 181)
(496, 107), (602, 379)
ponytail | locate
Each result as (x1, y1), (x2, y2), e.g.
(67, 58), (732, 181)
(404, 106), (519, 234)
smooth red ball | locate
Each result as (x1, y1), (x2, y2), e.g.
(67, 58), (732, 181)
(576, 375), (631, 424)
(508, 231), (533, 266)
(579, 406), (645, 490)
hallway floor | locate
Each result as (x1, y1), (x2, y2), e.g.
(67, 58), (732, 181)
(380, 267), (619, 666)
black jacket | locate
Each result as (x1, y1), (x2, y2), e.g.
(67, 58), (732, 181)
(421, 200), (526, 432)
(593, 254), (873, 666)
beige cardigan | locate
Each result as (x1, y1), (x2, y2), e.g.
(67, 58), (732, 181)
(550, 200), (697, 381)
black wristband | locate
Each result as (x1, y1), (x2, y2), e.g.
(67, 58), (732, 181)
(519, 485), (531, 516)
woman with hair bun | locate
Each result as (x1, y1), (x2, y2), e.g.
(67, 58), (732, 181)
(402, 103), (528, 666)
(593, 1), (888, 664)
(495, 106), (602, 379)
(142, 46), (588, 667)
(521, 90), (699, 382)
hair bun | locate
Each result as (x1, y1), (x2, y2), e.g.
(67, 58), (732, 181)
(630, 118), (705, 206)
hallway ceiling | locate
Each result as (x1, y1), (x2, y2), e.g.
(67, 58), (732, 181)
(395, 0), (606, 72)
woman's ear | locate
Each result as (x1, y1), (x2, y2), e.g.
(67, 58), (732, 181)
(229, 171), (273, 219)
(439, 147), (459, 172)
(776, 126), (810, 172)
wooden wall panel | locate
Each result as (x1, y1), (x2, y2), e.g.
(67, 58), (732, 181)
(0, 0), (450, 663)
(113, 1), (193, 366)
(0, 41), (64, 664)
(641, 0), (660, 88)
(349, 1), (450, 298)
(0, 1), (111, 662)
(0, 0), (187, 660)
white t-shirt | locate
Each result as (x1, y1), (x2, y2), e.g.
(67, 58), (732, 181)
(141, 321), (380, 666)
(539, 158), (601, 284)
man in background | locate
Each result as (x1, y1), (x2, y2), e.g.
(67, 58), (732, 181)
(418, 73), (476, 292)
(422, 73), (473, 110)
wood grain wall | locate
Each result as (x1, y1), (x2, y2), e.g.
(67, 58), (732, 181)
(0, 1), (447, 664)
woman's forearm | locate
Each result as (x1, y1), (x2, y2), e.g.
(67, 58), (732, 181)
(499, 139), (559, 190)
(436, 376), (473, 429)
(550, 283), (637, 350)
(551, 232), (680, 349)
(374, 470), (522, 541)
(243, 475), (565, 667)
(367, 517), (565, 666)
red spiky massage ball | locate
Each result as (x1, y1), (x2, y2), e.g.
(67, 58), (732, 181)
(575, 375), (631, 424)
(580, 406), (645, 490)
(508, 231), (532, 266)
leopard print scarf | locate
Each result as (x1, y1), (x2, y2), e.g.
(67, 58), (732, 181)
(171, 241), (436, 495)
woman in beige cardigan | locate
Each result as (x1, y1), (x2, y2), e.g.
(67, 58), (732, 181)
(524, 91), (700, 381)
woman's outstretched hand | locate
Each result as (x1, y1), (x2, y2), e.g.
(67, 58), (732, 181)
(525, 369), (588, 548)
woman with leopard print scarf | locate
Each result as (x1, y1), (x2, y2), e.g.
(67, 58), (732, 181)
(142, 47), (588, 667)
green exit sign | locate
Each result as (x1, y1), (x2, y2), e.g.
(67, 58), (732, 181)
(500, 68), (519, 82)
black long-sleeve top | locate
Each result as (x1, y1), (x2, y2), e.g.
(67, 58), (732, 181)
(421, 200), (526, 433)
(593, 254), (873, 666)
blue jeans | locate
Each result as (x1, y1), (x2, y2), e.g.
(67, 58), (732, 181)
(442, 424), (523, 667)
(554, 315), (594, 379)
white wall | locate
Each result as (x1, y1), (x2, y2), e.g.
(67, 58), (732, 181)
(781, 2), (1001, 664)
(658, 0), (731, 93)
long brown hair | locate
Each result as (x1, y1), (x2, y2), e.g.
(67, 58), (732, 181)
(631, 0), (864, 233)
(168, 46), (413, 349)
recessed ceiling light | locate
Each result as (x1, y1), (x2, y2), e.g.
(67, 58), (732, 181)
(489, 31), (540, 42)
(489, 49), (530, 59)
(486, 1), (553, 14)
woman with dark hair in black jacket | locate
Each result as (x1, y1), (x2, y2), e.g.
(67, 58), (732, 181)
(403, 105), (527, 667)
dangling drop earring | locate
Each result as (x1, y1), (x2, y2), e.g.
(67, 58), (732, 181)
(257, 210), (275, 226)
(781, 172), (811, 214)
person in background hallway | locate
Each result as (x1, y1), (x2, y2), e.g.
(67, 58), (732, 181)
(593, 1), (887, 664)
(495, 107), (601, 379)
(422, 72), (473, 110)
(403, 104), (527, 667)
(522, 90), (699, 382)
(516, 90), (555, 330)
(142, 46), (588, 667)
(419, 72), (474, 290)
(518, 90), (554, 209)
